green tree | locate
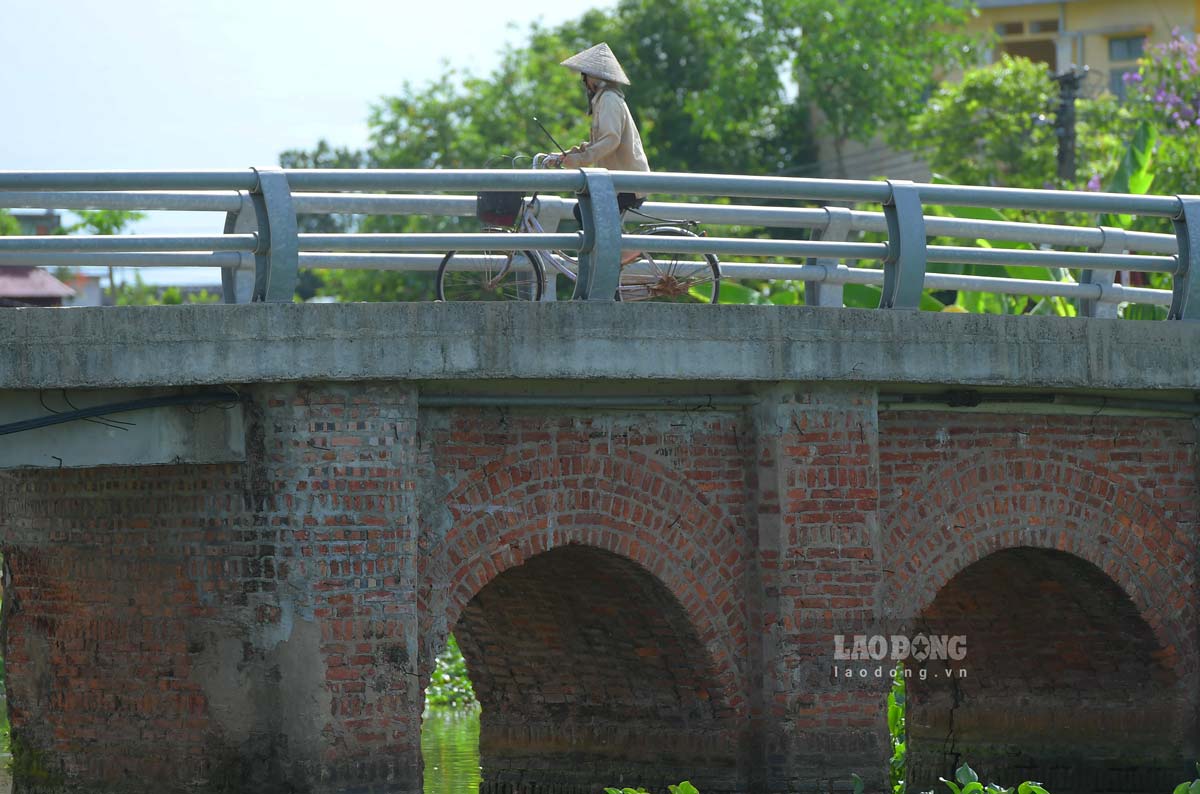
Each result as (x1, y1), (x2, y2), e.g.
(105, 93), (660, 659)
(0, 210), (19, 236)
(907, 55), (1128, 190)
(286, 0), (821, 302)
(68, 209), (146, 303)
(279, 140), (366, 299)
(424, 634), (478, 710)
(771, 0), (983, 176)
(363, 1), (811, 177)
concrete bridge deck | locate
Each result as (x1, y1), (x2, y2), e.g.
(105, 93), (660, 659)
(6, 301), (1200, 390)
(1, 303), (1198, 794)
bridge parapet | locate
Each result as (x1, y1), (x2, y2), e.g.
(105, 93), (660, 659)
(0, 167), (1195, 317)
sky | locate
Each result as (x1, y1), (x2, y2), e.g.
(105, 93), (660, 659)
(1, 0), (604, 284)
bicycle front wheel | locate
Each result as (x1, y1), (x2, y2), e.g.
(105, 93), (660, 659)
(618, 227), (720, 303)
(436, 249), (545, 301)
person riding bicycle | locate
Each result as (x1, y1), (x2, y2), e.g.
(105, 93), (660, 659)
(541, 42), (650, 224)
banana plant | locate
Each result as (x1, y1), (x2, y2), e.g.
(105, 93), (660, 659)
(1101, 121), (1163, 319)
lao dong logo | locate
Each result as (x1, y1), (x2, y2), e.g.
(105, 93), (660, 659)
(832, 634), (968, 681)
(833, 634), (967, 662)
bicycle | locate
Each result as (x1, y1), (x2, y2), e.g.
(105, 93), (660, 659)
(436, 155), (721, 303)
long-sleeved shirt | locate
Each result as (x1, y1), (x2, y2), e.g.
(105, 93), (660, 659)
(560, 85), (651, 195)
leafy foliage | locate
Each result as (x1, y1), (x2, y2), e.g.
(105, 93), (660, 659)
(772, 0), (982, 175)
(908, 56), (1128, 190)
(69, 209), (146, 237)
(935, 763), (1050, 794)
(101, 272), (220, 307)
(605, 782), (699, 794)
(0, 210), (19, 237)
(301, 0), (812, 304)
(424, 635), (478, 711)
(67, 210), (148, 304)
(1172, 763), (1200, 794)
(888, 666), (906, 794)
(1123, 31), (1200, 209)
(279, 140), (367, 300)
(361, 1), (813, 178)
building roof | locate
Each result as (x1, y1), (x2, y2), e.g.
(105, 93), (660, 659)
(0, 267), (76, 298)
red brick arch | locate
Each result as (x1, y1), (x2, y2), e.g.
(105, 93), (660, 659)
(882, 450), (1196, 676)
(418, 443), (749, 716)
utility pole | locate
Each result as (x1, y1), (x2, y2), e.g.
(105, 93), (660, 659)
(1051, 66), (1089, 183)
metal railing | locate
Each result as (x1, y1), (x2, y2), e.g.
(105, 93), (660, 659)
(0, 166), (1193, 318)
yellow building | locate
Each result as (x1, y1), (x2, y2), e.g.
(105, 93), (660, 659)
(973, 0), (1198, 97)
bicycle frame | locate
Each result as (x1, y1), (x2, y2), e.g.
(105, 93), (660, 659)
(492, 155), (721, 302)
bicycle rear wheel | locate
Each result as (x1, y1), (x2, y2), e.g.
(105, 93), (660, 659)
(436, 250), (545, 301)
(617, 227), (720, 303)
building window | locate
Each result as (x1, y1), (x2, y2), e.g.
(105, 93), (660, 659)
(994, 17), (1058, 70)
(1002, 38), (1057, 69)
(1109, 35), (1146, 100)
(1109, 35), (1145, 62)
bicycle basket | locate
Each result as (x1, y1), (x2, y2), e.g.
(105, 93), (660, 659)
(476, 191), (524, 226)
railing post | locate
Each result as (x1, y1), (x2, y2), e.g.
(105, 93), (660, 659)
(221, 190), (263, 304)
(1078, 226), (1124, 318)
(572, 168), (622, 301)
(251, 167), (299, 303)
(805, 206), (852, 307)
(880, 179), (926, 309)
(1171, 195), (1200, 320)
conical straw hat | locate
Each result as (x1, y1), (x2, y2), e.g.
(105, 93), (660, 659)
(560, 42), (630, 85)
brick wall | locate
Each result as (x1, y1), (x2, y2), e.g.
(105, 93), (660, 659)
(417, 407), (754, 792)
(0, 468), (234, 788)
(909, 547), (1183, 793)
(1, 389), (1197, 794)
(456, 545), (737, 792)
(0, 383), (421, 794)
(879, 411), (1200, 792)
(753, 387), (889, 793)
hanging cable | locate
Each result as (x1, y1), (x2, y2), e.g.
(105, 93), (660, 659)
(0, 389), (246, 437)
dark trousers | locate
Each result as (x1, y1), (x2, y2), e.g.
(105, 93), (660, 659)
(573, 192), (644, 226)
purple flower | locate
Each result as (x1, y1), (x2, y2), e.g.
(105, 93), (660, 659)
(1086, 174), (1102, 192)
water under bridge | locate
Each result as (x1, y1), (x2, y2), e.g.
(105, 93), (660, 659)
(0, 169), (1198, 794)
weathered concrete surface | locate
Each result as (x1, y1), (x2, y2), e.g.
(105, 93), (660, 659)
(3, 302), (1200, 391)
(0, 388), (245, 469)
